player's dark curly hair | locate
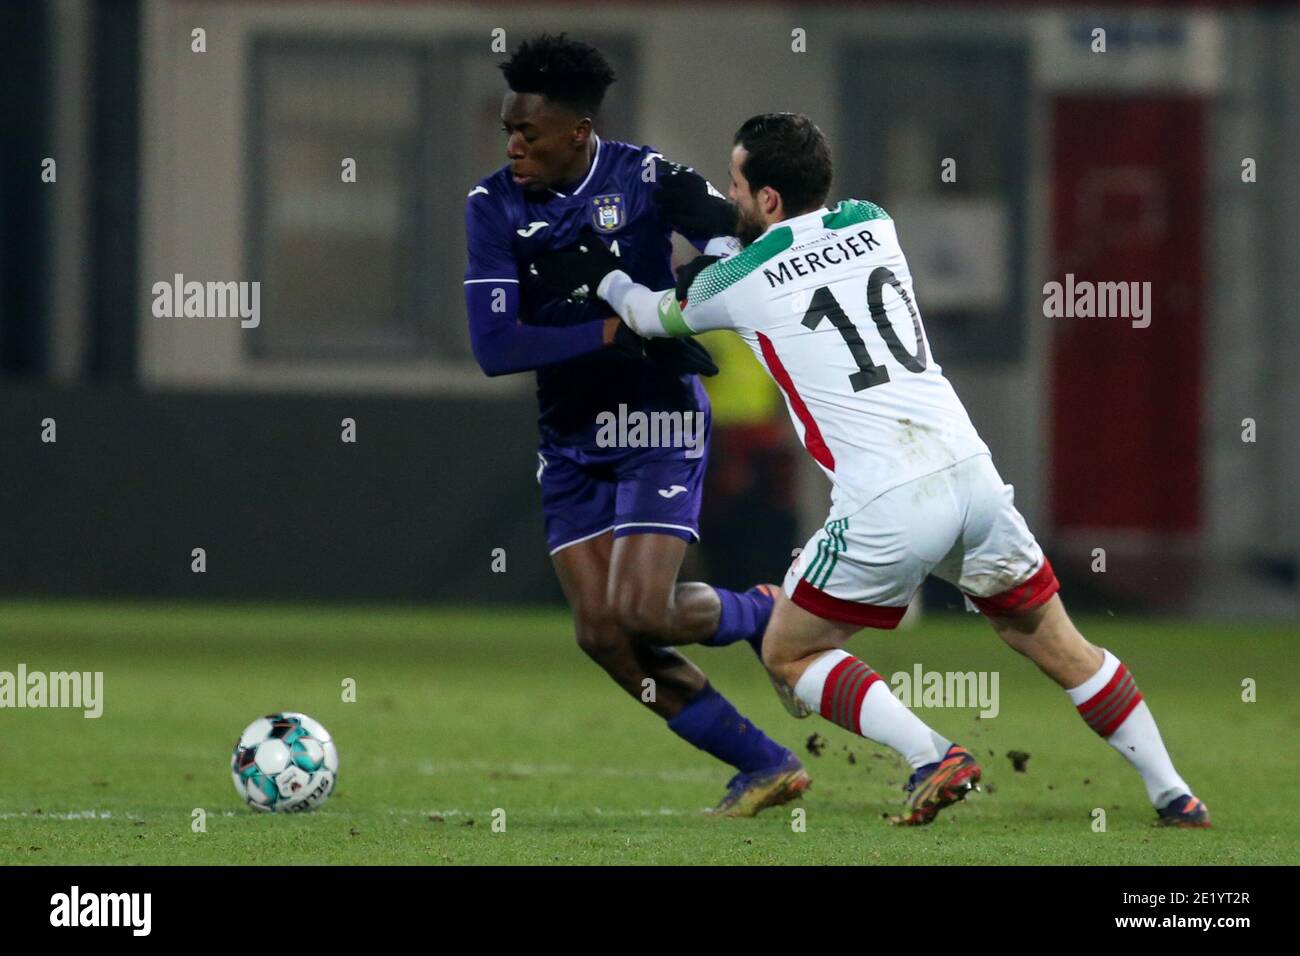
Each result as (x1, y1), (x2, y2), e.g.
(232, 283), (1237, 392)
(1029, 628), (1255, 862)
(734, 113), (833, 215)
(499, 33), (617, 116)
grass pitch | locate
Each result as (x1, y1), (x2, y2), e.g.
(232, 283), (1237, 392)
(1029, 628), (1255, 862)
(0, 600), (1295, 865)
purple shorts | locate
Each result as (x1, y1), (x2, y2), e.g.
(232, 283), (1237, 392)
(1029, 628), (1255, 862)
(538, 428), (710, 555)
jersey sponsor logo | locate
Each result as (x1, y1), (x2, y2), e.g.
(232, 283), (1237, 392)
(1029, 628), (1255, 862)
(516, 221), (549, 238)
(590, 194), (625, 233)
(657, 485), (689, 499)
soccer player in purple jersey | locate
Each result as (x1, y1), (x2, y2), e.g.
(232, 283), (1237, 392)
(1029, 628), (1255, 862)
(462, 34), (808, 815)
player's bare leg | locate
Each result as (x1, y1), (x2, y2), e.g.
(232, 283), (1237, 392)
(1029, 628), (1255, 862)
(553, 531), (809, 816)
(607, 532), (777, 651)
(606, 533), (716, 644)
(609, 533), (803, 716)
(987, 593), (1210, 827)
(759, 589), (858, 690)
(762, 590), (981, 825)
(552, 532), (705, 718)
(984, 594), (1102, 687)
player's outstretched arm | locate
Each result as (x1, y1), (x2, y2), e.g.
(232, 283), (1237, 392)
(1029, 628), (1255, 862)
(524, 233), (722, 376)
(596, 255), (734, 340)
(526, 235), (733, 340)
(464, 286), (609, 377)
(464, 191), (609, 377)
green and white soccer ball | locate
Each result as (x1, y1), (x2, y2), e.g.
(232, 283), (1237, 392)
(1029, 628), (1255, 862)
(231, 712), (339, 812)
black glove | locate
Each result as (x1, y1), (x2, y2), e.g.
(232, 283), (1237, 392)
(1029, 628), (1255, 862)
(674, 254), (721, 304)
(526, 227), (621, 301)
(652, 159), (739, 237)
(647, 254), (722, 377)
(608, 322), (715, 377)
(609, 320), (645, 359)
(644, 337), (719, 377)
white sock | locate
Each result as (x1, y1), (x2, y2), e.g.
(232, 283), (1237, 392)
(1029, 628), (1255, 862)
(1067, 648), (1190, 808)
(794, 649), (950, 769)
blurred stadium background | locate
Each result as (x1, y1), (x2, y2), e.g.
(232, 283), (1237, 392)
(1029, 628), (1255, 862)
(2, 0), (1297, 621)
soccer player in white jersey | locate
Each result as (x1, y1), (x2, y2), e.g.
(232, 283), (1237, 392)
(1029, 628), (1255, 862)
(527, 112), (1210, 828)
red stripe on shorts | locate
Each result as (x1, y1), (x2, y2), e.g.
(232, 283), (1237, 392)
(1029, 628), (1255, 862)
(792, 578), (907, 629)
(967, 557), (1061, 616)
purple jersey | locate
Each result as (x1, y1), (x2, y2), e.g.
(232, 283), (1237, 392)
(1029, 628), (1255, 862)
(463, 137), (710, 451)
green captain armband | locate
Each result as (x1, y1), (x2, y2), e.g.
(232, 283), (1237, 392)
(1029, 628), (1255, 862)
(656, 291), (695, 337)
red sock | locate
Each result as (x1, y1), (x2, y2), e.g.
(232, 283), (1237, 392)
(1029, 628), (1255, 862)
(818, 655), (882, 734)
(1075, 661), (1143, 738)
(794, 649), (950, 768)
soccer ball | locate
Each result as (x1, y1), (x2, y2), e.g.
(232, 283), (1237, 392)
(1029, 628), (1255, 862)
(231, 712), (339, 812)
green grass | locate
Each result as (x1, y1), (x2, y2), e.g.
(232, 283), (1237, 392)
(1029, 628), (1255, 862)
(0, 600), (1295, 865)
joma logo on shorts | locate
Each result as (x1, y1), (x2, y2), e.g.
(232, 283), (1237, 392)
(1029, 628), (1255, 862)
(594, 404), (706, 459)
(891, 664), (1000, 719)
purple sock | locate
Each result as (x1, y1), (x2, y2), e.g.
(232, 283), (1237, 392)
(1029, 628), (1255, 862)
(666, 684), (790, 774)
(703, 586), (774, 654)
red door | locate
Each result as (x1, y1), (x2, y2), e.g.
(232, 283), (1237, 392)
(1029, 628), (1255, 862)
(1049, 96), (1204, 533)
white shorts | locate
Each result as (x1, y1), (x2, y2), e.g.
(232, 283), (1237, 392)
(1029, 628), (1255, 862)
(783, 454), (1059, 628)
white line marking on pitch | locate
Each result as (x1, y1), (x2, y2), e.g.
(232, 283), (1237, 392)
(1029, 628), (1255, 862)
(414, 758), (718, 783)
(392, 807), (696, 818)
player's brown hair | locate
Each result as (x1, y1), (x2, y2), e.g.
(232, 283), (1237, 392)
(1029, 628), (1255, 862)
(733, 113), (833, 216)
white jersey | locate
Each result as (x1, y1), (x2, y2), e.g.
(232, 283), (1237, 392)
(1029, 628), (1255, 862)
(602, 199), (990, 517)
